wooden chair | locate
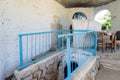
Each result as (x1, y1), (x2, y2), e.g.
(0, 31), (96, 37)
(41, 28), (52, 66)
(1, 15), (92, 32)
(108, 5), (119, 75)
(97, 32), (114, 53)
(114, 31), (120, 51)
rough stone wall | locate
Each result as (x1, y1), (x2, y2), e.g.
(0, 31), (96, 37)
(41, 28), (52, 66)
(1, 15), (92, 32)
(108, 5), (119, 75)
(84, 58), (100, 80)
(14, 53), (100, 80)
(0, 0), (69, 79)
(14, 52), (63, 80)
(72, 56), (100, 80)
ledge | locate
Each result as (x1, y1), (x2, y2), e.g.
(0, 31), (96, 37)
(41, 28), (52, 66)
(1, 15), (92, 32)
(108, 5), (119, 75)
(72, 56), (99, 80)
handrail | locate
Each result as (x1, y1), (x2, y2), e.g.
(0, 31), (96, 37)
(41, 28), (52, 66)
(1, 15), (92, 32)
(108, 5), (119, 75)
(18, 30), (97, 80)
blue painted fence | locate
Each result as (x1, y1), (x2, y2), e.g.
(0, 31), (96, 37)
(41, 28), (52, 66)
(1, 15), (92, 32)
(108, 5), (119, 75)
(58, 30), (97, 80)
(18, 30), (78, 70)
(18, 30), (97, 80)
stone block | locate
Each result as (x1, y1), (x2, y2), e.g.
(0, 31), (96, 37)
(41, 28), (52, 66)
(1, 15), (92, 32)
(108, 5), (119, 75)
(14, 70), (32, 80)
(39, 78), (45, 80)
(31, 65), (39, 73)
(33, 70), (42, 78)
(52, 63), (58, 71)
(46, 65), (53, 73)
(46, 58), (55, 68)
(86, 74), (92, 80)
(45, 74), (52, 80)
(32, 78), (37, 80)
(39, 63), (46, 70)
(23, 75), (33, 80)
(41, 69), (47, 77)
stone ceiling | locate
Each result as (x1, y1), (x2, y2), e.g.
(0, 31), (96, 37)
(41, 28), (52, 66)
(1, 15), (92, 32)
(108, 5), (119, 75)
(56, 0), (117, 8)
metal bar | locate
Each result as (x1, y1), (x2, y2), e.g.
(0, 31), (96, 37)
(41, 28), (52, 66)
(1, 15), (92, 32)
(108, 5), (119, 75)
(62, 37), (64, 49)
(66, 37), (71, 80)
(71, 55), (92, 77)
(42, 34), (44, 53)
(38, 35), (40, 54)
(26, 36), (28, 61)
(35, 35), (36, 56)
(18, 30), (94, 37)
(94, 31), (97, 56)
(18, 49), (62, 71)
(31, 36), (33, 59)
(58, 31), (94, 38)
(19, 36), (23, 67)
(18, 30), (96, 71)
(58, 32), (61, 49)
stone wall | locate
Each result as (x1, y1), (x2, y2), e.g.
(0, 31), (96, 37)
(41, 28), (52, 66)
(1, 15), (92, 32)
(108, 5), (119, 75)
(72, 56), (100, 80)
(14, 51), (63, 80)
(14, 51), (100, 80)
(84, 57), (100, 80)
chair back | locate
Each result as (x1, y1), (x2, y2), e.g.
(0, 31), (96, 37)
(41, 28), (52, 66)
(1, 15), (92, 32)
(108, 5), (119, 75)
(116, 31), (120, 40)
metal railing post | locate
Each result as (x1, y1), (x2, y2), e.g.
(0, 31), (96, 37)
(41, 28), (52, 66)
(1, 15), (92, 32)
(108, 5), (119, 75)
(19, 35), (23, 67)
(94, 32), (97, 56)
(58, 31), (61, 49)
(66, 36), (71, 80)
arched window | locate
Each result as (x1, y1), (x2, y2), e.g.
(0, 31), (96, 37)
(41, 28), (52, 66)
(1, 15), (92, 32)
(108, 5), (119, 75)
(94, 9), (112, 30)
(72, 12), (87, 19)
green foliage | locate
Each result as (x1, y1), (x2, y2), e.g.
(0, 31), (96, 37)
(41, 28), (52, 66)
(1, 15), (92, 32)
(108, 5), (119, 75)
(101, 12), (112, 30)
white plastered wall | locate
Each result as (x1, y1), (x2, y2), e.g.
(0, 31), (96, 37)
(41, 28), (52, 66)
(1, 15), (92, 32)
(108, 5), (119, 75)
(0, 0), (69, 79)
(66, 7), (95, 29)
(0, 1), (5, 79)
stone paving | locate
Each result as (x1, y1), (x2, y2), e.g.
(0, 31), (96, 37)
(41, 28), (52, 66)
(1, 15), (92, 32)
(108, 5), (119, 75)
(96, 67), (120, 80)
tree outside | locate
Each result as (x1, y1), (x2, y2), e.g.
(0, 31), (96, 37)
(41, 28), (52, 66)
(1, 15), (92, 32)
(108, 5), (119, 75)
(101, 12), (112, 30)
(95, 10), (112, 30)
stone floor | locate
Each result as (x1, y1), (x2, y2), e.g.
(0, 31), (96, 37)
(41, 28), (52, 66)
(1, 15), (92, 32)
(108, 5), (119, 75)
(97, 47), (120, 54)
(96, 67), (120, 80)
(96, 49), (120, 80)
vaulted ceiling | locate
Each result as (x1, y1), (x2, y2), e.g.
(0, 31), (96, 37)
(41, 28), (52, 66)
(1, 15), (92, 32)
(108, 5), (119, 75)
(56, 0), (117, 8)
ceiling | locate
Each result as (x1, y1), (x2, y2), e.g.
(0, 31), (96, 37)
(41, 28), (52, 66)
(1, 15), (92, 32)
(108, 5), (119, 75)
(56, 0), (116, 8)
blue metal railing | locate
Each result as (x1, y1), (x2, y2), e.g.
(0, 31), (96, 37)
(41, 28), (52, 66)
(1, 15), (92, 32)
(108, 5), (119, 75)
(18, 30), (81, 70)
(58, 30), (97, 80)
(18, 30), (97, 79)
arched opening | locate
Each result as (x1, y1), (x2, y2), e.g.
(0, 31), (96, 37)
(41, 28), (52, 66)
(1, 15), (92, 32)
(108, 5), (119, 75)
(72, 12), (87, 19)
(94, 10), (112, 30)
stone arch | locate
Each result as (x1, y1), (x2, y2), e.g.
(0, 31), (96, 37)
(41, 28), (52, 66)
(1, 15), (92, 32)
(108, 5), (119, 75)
(72, 12), (87, 19)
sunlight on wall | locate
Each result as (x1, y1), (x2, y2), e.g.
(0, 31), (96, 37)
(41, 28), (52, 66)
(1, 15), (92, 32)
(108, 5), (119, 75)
(94, 10), (110, 23)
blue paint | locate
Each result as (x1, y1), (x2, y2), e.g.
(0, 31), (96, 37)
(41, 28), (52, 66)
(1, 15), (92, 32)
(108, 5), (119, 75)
(18, 29), (97, 79)
(26, 36), (28, 61)
(19, 36), (23, 66)
(35, 35), (37, 56)
(18, 49), (62, 71)
(58, 32), (61, 49)
(71, 55), (92, 76)
(94, 31), (97, 56)
(66, 37), (71, 80)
